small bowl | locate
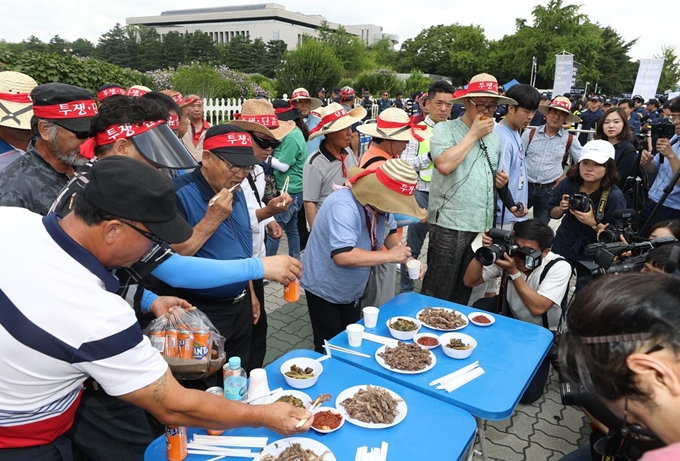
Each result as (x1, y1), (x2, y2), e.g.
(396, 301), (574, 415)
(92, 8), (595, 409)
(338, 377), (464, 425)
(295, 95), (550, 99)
(386, 316), (421, 341)
(310, 406), (345, 434)
(265, 389), (313, 409)
(440, 332), (477, 359)
(280, 357), (323, 389)
(468, 312), (496, 327)
(413, 332), (440, 350)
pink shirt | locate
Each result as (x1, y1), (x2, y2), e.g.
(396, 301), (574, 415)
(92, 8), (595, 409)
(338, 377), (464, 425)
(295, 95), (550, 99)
(641, 442), (680, 461)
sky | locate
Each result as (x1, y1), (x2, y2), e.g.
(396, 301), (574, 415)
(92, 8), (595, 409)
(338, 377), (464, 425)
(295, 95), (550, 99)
(1, 0), (676, 62)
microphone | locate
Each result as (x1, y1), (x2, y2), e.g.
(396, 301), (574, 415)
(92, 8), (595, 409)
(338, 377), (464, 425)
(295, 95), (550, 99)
(609, 208), (636, 220)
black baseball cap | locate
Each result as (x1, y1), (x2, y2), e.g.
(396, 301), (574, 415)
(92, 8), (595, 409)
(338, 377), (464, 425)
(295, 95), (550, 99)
(203, 125), (258, 167)
(332, 87), (340, 94)
(540, 93), (550, 100)
(317, 87), (327, 93)
(31, 82), (97, 133)
(632, 94), (644, 102)
(272, 99), (302, 122)
(82, 156), (192, 244)
(645, 98), (659, 108)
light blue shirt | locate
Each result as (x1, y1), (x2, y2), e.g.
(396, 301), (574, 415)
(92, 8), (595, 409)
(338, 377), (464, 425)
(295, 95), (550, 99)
(495, 121), (528, 225)
(648, 135), (680, 210)
(522, 125), (582, 184)
(301, 188), (396, 304)
(305, 114), (322, 156)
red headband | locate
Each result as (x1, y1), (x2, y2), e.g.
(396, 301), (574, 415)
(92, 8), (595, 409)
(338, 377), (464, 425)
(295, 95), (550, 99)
(33, 100), (98, 119)
(550, 99), (571, 111)
(465, 81), (499, 95)
(349, 166), (416, 196)
(376, 115), (427, 142)
(78, 120), (165, 160)
(97, 87), (126, 102)
(170, 93), (184, 106)
(274, 105), (294, 114)
(127, 88), (148, 97)
(309, 107), (349, 135)
(238, 115), (279, 129)
(0, 92), (32, 104)
(203, 132), (253, 151)
(167, 114), (179, 130)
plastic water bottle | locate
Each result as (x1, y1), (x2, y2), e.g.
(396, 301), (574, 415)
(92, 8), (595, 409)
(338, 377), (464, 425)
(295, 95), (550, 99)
(223, 356), (247, 403)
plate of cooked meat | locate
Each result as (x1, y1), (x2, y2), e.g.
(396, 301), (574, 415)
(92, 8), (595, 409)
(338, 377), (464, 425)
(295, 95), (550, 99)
(336, 384), (407, 429)
(256, 437), (335, 461)
(417, 307), (469, 331)
(375, 342), (436, 374)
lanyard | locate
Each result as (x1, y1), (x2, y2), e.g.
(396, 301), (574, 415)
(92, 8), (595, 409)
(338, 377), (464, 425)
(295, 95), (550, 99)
(501, 120), (523, 160)
(363, 206), (378, 251)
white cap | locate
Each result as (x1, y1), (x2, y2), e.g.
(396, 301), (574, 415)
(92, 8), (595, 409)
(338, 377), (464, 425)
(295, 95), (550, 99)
(579, 140), (615, 165)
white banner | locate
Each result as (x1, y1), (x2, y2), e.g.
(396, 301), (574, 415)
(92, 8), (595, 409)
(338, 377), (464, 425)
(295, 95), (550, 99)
(553, 54), (573, 97)
(632, 58), (665, 101)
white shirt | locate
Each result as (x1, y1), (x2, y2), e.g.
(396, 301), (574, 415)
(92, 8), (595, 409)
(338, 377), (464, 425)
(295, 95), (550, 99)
(242, 165), (274, 258)
(482, 251), (571, 329)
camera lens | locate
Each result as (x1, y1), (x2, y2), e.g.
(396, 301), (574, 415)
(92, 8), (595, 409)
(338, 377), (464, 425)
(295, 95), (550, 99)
(559, 381), (582, 406)
(475, 245), (504, 266)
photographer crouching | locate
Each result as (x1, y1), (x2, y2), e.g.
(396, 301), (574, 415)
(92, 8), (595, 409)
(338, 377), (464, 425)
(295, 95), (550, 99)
(559, 273), (680, 460)
(463, 219), (572, 403)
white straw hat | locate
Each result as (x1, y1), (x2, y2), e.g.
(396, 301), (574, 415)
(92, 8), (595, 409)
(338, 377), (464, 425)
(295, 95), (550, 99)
(357, 108), (432, 142)
(448, 73), (517, 105)
(229, 99), (296, 140)
(290, 88), (322, 110)
(0, 71), (38, 129)
(308, 103), (366, 140)
(538, 96), (582, 124)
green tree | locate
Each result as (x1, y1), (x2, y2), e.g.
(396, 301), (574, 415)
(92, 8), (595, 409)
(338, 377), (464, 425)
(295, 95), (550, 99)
(71, 38), (96, 57)
(96, 23), (136, 68)
(263, 40), (287, 78)
(21, 36), (48, 52)
(171, 63), (229, 99)
(275, 38), (343, 97)
(448, 25), (489, 82)
(48, 35), (69, 55)
(319, 23), (370, 77)
(353, 68), (402, 96)
(185, 30), (219, 63)
(368, 36), (397, 69)
(403, 69), (434, 97)
(596, 27), (637, 95)
(161, 31), (186, 68)
(223, 35), (253, 72)
(655, 45), (680, 93)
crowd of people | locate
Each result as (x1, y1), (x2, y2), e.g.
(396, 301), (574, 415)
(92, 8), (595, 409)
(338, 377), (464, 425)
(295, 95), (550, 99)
(0, 68), (679, 461)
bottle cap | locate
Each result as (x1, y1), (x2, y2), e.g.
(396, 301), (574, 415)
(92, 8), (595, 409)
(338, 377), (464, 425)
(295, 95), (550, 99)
(228, 356), (241, 369)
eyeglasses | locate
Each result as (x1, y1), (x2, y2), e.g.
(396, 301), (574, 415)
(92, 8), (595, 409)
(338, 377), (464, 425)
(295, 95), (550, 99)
(213, 154), (254, 173)
(250, 133), (281, 150)
(668, 114), (680, 123)
(120, 220), (164, 246)
(467, 99), (499, 113)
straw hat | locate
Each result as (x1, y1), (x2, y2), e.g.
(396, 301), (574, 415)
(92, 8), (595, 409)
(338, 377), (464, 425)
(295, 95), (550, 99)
(290, 88), (322, 110)
(356, 108), (432, 142)
(308, 102), (366, 140)
(0, 71), (38, 129)
(229, 99), (296, 141)
(348, 159), (426, 219)
(127, 85), (151, 97)
(538, 96), (581, 124)
(160, 89), (200, 108)
(448, 73), (517, 105)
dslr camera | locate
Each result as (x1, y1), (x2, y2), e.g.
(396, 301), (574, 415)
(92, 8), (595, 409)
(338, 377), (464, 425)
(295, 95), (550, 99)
(568, 193), (592, 213)
(598, 209), (637, 244)
(650, 120), (675, 139)
(475, 228), (517, 266)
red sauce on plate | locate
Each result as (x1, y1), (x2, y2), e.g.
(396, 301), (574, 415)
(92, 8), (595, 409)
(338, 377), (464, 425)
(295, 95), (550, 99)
(312, 411), (343, 430)
(416, 336), (438, 346)
(472, 315), (491, 324)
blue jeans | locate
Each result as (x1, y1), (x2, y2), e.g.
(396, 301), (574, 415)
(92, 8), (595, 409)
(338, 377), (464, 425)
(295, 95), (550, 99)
(266, 191), (302, 259)
(400, 190), (429, 293)
(528, 184), (554, 224)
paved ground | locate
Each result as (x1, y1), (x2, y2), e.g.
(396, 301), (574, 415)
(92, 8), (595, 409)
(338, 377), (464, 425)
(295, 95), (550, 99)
(263, 234), (589, 460)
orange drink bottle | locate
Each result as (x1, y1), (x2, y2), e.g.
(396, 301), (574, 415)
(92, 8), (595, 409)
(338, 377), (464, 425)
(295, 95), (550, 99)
(165, 329), (179, 358)
(193, 330), (211, 360)
(165, 425), (187, 461)
(283, 279), (300, 303)
(177, 330), (194, 359)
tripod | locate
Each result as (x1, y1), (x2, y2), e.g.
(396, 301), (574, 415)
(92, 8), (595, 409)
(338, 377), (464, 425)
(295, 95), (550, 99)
(621, 134), (649, 214)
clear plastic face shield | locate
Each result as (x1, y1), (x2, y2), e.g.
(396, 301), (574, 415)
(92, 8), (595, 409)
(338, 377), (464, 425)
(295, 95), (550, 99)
(130, 124), (198, 170)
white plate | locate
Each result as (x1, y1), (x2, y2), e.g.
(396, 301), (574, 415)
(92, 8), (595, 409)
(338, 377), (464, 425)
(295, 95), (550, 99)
(417, 307), (469, 331)
(335, 385), (407, 429)
(254, 437), (336, 461)
(468, 312), (496, 327)
(310, 406), (345, 434)
(264, 390), (312, 409)
(374, 344), (437, 374)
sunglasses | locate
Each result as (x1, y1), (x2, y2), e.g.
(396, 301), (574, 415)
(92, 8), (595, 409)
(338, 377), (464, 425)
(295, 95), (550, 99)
(121, 220), (164, 246)
(250, 132), (281, 150)
(59, 124), (90, 140)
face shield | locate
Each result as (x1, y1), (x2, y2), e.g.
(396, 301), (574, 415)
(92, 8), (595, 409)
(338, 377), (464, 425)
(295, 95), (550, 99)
(130, 124), (197, 170)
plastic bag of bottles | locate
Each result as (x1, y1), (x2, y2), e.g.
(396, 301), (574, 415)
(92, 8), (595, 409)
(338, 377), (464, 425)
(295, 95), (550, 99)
(144, 306), (226, 380)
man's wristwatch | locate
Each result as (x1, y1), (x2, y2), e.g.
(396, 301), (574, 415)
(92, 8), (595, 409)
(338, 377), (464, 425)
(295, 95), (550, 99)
(509, 271), (522, 281)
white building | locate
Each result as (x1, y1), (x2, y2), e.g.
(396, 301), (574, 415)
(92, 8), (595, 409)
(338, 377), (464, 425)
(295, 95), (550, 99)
(126, 3), (398, 49)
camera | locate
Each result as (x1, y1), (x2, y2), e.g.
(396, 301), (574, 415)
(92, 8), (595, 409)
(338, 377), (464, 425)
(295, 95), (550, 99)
(514, 247), (543, 270)
(598, 209), (637, 244)
(474, 228), (517, 266)
(568, 193), (592, 213)
(650, 120), (675, 139)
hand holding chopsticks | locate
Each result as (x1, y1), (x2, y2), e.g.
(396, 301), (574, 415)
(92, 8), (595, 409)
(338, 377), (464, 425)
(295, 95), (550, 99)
(295, 393), (331, 428)
(276, 175), (290, 207)
(209, 184), (241, 207)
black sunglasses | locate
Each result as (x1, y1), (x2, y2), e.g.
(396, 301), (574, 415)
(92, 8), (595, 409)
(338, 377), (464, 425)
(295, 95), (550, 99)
(58, 124), (90, 140)
(121, 220), (164, 246)
(250, 132), (281, 150)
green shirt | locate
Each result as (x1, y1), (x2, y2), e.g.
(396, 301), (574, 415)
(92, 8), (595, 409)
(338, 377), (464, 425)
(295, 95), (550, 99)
(273, 128), (306, 194)
(427, 118), (501, 232)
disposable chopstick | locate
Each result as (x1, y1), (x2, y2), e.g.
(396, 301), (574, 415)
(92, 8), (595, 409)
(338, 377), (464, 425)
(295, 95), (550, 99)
(326, 344), (371, 358)
(277, 175), (291, 207)
(429, 361), (479, 386)
(362, 332), (397, 347)
(209, 184), (241, 207)
(187, 448), (256, 458)
(440, 366), (485, 392)
(355, 446), (367, 461)
(295, 394), (324, 428)
(191, 435), (269, 447)
(380, 441), (389, 461)
(244, 387), (283, 404)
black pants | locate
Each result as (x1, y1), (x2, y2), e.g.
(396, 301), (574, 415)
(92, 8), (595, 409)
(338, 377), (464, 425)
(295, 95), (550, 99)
(421, 225), (477, 305)
(297, 204), (310, 251)
(185, 290), (254, 387)
(306, 290), (361, 353)
(249, 278), (267, 372)
(2, 436), (73, 461)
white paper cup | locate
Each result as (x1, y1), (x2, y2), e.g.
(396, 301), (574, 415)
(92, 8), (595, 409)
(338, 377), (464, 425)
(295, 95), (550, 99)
(346, 324), (365, 347)
(247, 368), (270, 403)
(362, 306), (379, 328)
(407, 259), (422, 279)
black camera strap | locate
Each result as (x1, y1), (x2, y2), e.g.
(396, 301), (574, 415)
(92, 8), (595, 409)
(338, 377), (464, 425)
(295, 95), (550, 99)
(538, 257), (571, 330)
(594, 188), (610, 224)
(479, 138), (498, 225)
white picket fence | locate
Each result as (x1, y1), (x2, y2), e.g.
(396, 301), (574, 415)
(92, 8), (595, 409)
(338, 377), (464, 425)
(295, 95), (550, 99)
(202, 97), (285, 126)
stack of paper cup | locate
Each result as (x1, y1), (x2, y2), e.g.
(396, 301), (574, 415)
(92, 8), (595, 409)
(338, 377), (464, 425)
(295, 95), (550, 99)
(362, 306), (379, 328)
(346, 324), (365, 347)
(406, 259), (422, 279)
(247, 368), (270, 404)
